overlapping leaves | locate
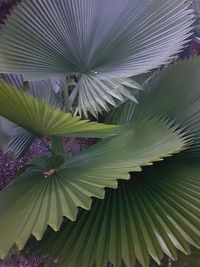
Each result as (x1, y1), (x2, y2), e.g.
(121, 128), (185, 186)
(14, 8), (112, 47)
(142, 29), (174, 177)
(0, 116), (35, 158)
(29, 159), (200, 267)
(0, 80), (119, 138)
(0, 1), (198, 265)
(70, 75), (140, 118)
(0, 0), (194, 115)
(0, 74), (63, 157)
(24, 58), (200, 267)
(0, 117), (189, 259)
(109, 58), (200, 157)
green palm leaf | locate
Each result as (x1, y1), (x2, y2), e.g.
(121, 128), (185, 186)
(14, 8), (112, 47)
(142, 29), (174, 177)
(1, 73), (62, 108)
(0, 80), (119, 138)
(51, 136), (66, 160)
(28, 158), (200, 267)
(0, 74), (64, 157)
(0, 0), (194, 115)
(0, 73), (24, 90)
(0, 118), (189, 259)
(0, 116), (35, 158)
(100, 57), (200, 267)
(109, 58), (200, 156)
(70, 75), (140, 118)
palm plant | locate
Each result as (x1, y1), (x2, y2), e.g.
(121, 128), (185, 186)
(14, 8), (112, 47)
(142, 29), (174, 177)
(0, 1), (200, 267)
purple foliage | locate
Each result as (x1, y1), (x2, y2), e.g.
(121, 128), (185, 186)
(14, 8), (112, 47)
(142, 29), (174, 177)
(0, 0), (20, 24)
(0, 255), (46, 267)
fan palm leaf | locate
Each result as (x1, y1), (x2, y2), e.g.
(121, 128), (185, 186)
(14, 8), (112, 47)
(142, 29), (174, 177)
(0, 116), (35, 158)
(109, 58), (200, 156)
(28, 159), (200, 267)
(1, 73), (62, 109)
(0, 117), (188, 259)
(0, 0), (194, 115)
(0, 74), (64, 157)
(0, 80), (120, 138)
(24, 58), (200, 267)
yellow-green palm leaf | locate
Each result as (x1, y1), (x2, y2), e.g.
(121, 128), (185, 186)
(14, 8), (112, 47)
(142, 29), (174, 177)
(0, 80), (119, 138)
(0, 118), (189, 259)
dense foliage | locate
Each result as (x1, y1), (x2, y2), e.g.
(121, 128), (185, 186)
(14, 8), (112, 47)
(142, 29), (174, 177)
(1, 1), (200, 267)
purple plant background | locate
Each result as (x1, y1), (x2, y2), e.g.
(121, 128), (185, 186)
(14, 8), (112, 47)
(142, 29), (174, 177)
(0, 255), (46, 267)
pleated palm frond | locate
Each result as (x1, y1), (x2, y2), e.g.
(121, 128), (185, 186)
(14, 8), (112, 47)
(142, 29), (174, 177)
(28, 159), (200, 267)
(0, 117), (190, 260)
(0, 117), (10, 149)
(70, 75), (140, 118)
(28, 80), (62, 109)
(0, 116), (35, 158)
(0, 0), (194, 116)
(108, 57), (200, 156)
(22, 57), (200, 267)
(51, 136), (66, 160)
(0, 80), (120, 138)
(0, 73), (24, 89)
(1, 73), (62, 108)
(0, 75), (63, 157)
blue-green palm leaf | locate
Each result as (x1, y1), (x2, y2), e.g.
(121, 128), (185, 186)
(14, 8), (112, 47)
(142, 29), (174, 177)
(109, 58), (200, 157)
(0, 0), (194, 116)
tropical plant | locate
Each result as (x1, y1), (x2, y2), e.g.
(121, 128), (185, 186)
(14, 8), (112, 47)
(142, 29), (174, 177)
(0, 1), (200, 267)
